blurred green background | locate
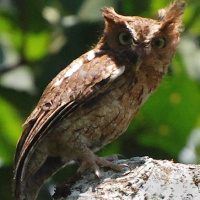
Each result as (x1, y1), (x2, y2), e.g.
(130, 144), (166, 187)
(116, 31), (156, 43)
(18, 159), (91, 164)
(0, 0), (200, 199)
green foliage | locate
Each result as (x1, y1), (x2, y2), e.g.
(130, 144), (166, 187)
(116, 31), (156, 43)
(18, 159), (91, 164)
(0, 96), (22, 165)
(0, 0), (200, 199)
(136, 72), (200, 157)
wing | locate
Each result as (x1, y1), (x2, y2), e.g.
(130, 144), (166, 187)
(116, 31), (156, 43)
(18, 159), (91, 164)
(14, 49), (125, 175)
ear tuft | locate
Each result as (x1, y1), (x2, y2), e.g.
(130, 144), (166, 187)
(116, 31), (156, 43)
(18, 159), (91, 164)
(158, 1), (186, 24)
(102, 7), (118, 23)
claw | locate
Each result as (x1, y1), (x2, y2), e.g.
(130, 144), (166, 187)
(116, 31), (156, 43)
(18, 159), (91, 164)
(95, 168), (101, 179)
(119, 164), (132, 171)
(77, 149), (129, 178)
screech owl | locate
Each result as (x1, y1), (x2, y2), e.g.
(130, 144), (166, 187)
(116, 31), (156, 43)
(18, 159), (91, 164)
(13, 1), (185, 200)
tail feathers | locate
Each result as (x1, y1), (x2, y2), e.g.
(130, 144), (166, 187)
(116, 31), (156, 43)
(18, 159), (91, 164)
(14, 156), (67, 200)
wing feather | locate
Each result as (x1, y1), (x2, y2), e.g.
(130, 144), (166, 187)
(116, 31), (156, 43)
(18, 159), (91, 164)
(14, 50), (125, 179)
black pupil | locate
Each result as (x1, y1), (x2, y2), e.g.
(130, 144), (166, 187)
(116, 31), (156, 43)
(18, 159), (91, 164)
(155, 39), (162, 46)
(154, 38), (165, 47)
(123, 34), (131, 42)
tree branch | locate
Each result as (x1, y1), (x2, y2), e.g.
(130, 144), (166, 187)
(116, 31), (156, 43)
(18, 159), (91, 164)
(53, 157), (200, 200)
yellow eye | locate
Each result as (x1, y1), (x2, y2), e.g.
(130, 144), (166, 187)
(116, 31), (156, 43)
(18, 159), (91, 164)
(152, 37), (166, 48)
(119, 32), (132, 45)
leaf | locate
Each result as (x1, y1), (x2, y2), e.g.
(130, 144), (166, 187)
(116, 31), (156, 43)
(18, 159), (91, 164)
(134, 74), (200, 158)
(0, 97), (22, 165)
(25, 31), (50, 61)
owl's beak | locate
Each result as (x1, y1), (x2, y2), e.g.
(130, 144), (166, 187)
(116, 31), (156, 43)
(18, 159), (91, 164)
(135, 46), (146, 57)
(135, 56), (143, 71)
(133, 39), (150, 57)
(133, 45), (145, 70)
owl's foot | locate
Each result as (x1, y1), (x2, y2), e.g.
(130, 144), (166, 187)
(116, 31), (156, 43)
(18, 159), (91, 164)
(77, 149), (128, 178)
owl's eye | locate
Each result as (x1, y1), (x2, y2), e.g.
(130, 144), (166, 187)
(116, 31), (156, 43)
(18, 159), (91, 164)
(152, 37), (166, 48)
(119, 32), (132, 45)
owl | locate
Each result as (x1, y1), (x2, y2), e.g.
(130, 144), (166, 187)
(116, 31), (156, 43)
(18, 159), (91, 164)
(13, 1), (185, 200)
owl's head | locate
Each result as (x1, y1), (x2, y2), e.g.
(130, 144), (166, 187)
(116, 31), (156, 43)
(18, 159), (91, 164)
(99, 1), (185, 72)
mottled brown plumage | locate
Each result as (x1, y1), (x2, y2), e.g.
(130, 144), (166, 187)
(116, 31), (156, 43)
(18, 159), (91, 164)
(13, 1), (185, 200)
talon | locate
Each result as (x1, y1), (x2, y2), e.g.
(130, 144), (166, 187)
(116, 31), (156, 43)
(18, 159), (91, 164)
(95, 169), (101, 179)
(119, 164), (132, 171)
(77, 149), (130, 178)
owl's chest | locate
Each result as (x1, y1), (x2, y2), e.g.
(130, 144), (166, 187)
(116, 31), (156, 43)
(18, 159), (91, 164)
(70, 71), (154, 145)
(49, 66), (161, 154)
